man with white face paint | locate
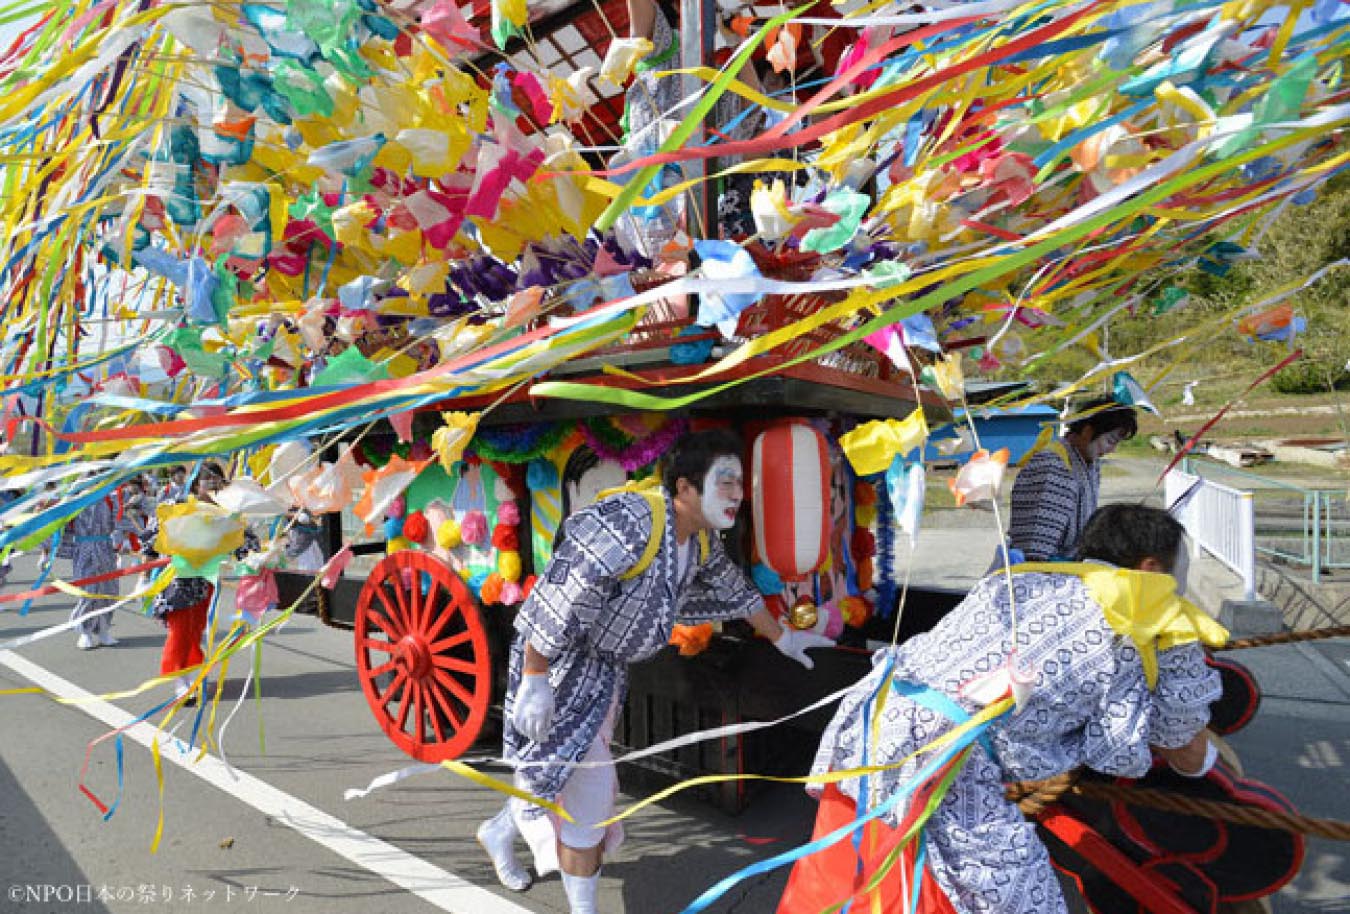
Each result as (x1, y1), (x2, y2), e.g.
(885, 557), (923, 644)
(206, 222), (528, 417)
(1008, 396), (1138, 563)
(477, 428), (830, 913)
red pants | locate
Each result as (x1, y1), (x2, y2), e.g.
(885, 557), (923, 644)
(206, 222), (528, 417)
(160, 599), (209, 676)
(778, 784), (958, 914)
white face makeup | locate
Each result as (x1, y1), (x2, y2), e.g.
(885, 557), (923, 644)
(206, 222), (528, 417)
(1088, 428), (1126, 460)
(700, 455), (743, 530)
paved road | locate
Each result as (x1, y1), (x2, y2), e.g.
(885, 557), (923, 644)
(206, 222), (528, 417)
(1, 548), (1347, 914)
(0, 557), (809, 914)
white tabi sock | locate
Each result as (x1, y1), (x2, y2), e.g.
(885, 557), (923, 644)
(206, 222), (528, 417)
(560, 870), (600, 914)
(476, 808), (531, 892)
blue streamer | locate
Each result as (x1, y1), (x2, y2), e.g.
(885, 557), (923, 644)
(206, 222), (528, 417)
(100, 696), (174, 821)
(678, 705), (1004, 914)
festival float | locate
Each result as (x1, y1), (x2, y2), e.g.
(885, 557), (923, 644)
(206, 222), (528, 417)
(0, 0), (1343, 910)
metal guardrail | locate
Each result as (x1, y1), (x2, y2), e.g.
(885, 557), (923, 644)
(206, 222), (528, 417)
(1177, 458), (1349, 584)
(1166, 464), (1257, 600)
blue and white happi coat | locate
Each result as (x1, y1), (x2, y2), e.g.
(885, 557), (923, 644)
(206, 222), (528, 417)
(1008, 442), (1099, 561)
(810, 571), (1221, 914)
(505, 491), (762, 810)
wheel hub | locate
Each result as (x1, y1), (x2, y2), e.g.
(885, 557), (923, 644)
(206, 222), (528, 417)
(397, 634), (431, 679)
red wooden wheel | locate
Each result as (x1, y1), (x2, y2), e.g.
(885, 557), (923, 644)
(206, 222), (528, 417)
(355, 551), (491, 762)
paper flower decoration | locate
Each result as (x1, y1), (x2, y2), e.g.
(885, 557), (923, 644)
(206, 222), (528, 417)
(480, 573), (504, 604)
(289, 447), (363, 514)
(235, 570), (279, 623)
(354, 454), (429, 529)
(460, 510), (488, 545)
(693, 240), (764, 335)
(433, 412), (481, 473)
(155, 499), (248, 573)
(948, 449), (1010, 507)
(1112, 371), (1160, 415)
(421, 0), (481, 51)
(403, 511), (430, 544)
(923, 353), (966, 400)
(436, 518), (463, 549)
(886, 457), (926, 543)
(597, 38), (653, 88)
(670, 623), (713, 657)
(498, 550), (521, 582)
(213, 478), (289, 517)
(839, 595), (871, 629)
(750, 179), (797, 241)
(320, 546), (354, 589)
(839, 411), (930, 476)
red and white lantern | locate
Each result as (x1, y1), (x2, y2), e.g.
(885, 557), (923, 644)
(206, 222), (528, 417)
(751, 423), (830, 581)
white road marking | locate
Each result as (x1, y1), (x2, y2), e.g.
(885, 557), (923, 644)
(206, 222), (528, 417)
(0, 649), (535, 914)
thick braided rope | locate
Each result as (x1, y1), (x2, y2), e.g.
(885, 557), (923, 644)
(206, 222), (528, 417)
(1070, 781), (1350, 841)
(1008, 777), (1350, 841)
(1006, 773), (1078, 817)
(1219, 625), (1350, 651)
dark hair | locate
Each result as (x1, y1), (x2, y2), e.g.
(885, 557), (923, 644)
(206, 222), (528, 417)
(560, 444), (604, 520)
(170, 464), (187, 476)
(191, 462), (227, 494)
(662, 428), (743, 494)
(1067, 396), (1137, 440)
(1078, 504), (1184, 570)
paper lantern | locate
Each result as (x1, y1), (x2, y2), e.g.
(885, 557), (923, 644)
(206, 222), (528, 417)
(752, 423), (830, 581)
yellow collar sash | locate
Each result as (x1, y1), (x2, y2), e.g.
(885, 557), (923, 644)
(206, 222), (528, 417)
(1009, 563), (1229, 687)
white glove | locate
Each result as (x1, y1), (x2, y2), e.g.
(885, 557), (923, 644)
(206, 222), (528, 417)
(773, 628), (834, 670)
(1169, 739), (1219, 778)
(511, 672), (555, 742)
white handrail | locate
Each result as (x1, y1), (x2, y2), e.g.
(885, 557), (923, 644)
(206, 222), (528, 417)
(1165, 468), (1257, 601)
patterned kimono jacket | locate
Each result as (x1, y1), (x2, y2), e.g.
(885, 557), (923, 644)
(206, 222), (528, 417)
(807, 571), (1222, 914)
(67, 497), (119, 632)
(1008, 441), (1099, 561)
(624, 4), (767, 248)
(505, 491), (762, 810)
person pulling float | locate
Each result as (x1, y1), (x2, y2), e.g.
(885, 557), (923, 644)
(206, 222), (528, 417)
(780, 503), (1226, 914)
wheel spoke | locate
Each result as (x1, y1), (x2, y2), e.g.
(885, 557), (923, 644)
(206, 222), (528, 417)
(371, 588), (405, 639)
(424, 576), (444, 623)
(426, 680), (463, 736)
(358, 636), (396, 654)
(407, 565), (425, 634)
(428, 629), (474, 654)
(432, 655), (479, 677)
(367, 656), (399, 679)
(410, 680), (432, 745)
(395, 676), (415, 733)
(421, 597), (456, 644)
(432, 668), (477, 708)
(378, 669), (409, 710)
(387, 563), (412, 626)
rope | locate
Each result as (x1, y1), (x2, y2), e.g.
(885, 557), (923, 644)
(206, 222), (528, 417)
(1006, 773), (1078, 817)
(1219, 625), (1350, 651)
(1070, 781), (1350, 842)
(1006, 775), (1350, 841)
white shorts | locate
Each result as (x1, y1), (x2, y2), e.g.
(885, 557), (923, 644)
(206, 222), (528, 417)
(512, 698), (624, 874)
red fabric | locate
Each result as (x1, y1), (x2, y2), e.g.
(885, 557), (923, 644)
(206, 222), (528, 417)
(778, 784), (959, 914)
(160, 597), (209, 676)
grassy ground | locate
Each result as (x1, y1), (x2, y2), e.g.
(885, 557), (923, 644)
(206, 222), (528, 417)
(1128, 374), (1350, 443)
